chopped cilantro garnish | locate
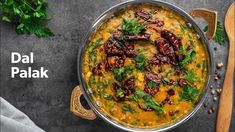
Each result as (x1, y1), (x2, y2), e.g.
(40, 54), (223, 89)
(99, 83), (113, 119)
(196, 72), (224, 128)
(179, 85), (200, 101)
(140, 94), (164, 115)
(135, 54), (148, 71)
(122, 18), (146, 35)
(162, 77), (170, 84)
(147, 80), (158, 88)
(183, 70), (198, 83)
(113, 66), (133, 82)
(116, 89), (125, 98)
(129, 89), (164, 115)
(179, 47), (196, 69)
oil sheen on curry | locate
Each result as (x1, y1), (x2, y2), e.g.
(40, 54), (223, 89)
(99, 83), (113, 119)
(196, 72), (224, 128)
(83, 4), (208, 128)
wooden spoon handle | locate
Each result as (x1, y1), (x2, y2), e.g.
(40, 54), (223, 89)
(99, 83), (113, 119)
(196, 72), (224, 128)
(216, 3), (235, 132)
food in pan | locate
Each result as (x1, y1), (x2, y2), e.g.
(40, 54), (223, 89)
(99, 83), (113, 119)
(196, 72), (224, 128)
(82, 4), (208, 128)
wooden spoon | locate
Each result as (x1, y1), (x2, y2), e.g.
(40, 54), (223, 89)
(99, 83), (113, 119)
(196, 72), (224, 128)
(216, 2), (234, 132)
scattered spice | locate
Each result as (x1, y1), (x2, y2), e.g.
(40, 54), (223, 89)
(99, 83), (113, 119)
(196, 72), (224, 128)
(210, 85), (213, 89)
(216, 89), (222, 94)
(214, 71), (222, 81)
(216, 62), (223, 69)
(211, 90), (215, 95)
(208, 106), (215, 114)
(208, 109), (212, 114)
(211, 106), (215, 113)
(204, 53), (224, 115)
(213, 96), (218, 102)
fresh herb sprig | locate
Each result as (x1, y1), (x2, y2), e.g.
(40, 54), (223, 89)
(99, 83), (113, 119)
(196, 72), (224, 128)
(113, 66), (133, 82)
(135, 54), (148, 71)
(179, 84), (200, 102)
(140, 95), (163, 115)
(0, 0), (54, 37)
(147, 80), (158, 88)
(179, 47), (196, 69)
(204, 21), (227, 45)
(183, 70), (198, 83)
(116, 89), (125, 98)
(122, 18), (146, 35)
(128, 89), (164, 115)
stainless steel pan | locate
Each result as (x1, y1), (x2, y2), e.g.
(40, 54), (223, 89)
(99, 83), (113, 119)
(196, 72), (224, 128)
(71, 0), (217, 131)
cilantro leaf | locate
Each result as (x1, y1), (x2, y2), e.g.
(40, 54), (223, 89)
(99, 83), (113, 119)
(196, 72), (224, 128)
(141, 94), (164, 115)
(203, 21), (227, 45)
(179, 85), (200, 101)
(162, 77), (170, 84)
(116, 89), (125, 98)
(131, 89), (146, 101)
(17, 22), (54, 37)
(0, 0), (54, 37)
(131, 89), (164, 115)
(183, 70), (198, 83)
(147, 80), (158, 88)
(113, 66), (133, 82)
(122, 18), (146, 35)
(179, 47), (196, 69)
(135, 54), (148, 71)
(120, 103), (136, 113)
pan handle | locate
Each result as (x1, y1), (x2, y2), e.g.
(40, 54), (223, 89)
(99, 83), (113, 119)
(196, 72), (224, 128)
(190, 8), (218, 39)
(70, 85), (97, 120)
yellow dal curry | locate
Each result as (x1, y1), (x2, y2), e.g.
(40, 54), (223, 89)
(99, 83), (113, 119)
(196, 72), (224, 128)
(82, 4), (208, 128)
